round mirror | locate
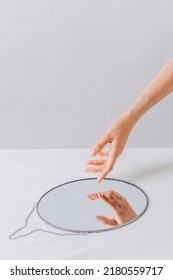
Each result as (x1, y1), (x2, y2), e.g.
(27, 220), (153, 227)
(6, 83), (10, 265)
(37, 178), (148, 234)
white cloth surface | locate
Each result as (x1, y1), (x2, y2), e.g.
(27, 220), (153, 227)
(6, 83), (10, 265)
(0, 148), (173, 260)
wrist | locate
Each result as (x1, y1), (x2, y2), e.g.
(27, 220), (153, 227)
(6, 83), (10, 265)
(121, 108), (141, 128)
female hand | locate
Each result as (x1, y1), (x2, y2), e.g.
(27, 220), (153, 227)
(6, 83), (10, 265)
(85, 113), (136, 183)
(85, 59), (173, 183)
(87, 190), (138, 227)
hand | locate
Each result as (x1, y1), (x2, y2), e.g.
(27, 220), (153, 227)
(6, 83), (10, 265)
(85, 113), (136, 183)
(87, 190), (138, 227)
(85, 58), (173, 183)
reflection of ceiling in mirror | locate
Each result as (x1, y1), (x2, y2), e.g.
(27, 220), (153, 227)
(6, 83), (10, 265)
(37, 178), (148, 234)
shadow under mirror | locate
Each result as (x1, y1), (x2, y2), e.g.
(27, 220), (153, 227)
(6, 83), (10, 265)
(37, 178), (148, 234)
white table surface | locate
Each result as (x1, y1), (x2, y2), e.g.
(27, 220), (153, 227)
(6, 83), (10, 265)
(0, 148), (173, 260)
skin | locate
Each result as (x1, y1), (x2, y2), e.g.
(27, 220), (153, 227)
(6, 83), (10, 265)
(85, 58), (173, 183)
(87, 190), (138, 226)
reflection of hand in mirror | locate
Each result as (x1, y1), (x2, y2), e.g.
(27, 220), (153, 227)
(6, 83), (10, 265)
(87, 190), (138, 227)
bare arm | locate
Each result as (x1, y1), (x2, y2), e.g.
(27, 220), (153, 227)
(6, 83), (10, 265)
(127, 58), (173, 123)
(85, 58), (173, 183)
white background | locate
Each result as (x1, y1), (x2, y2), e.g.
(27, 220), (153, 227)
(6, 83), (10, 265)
(0, 0), (173, 149)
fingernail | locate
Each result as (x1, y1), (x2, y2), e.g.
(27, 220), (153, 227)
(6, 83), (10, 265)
(98, 193), (103, 197)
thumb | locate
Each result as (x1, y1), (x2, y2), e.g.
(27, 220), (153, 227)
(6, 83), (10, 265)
(96, 215), (118, 226)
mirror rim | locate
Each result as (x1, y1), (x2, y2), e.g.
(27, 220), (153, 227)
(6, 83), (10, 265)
(37, 178), (149, 234)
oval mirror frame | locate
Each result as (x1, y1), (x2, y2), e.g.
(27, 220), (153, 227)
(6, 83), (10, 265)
(37, 178), (148, 234)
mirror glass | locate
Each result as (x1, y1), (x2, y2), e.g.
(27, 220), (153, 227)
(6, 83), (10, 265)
(37, 178), (148, 234)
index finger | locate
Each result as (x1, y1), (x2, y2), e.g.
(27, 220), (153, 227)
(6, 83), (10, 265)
(97, 143), (120, 183)
(87, 193), (99, 200)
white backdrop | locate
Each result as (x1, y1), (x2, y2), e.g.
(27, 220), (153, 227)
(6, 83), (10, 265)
(0, 0), (173, 148)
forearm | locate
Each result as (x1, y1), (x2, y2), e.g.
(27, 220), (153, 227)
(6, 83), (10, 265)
(125, 58), (173, 124)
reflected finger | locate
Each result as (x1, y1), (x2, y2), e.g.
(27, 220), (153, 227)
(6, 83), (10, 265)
(87, 190), (113, 201)
(106, 190), (124, 200)
(87, 190), (113, 200)
(87, 193), (99, 200)
(96, 215), (117, 226)
(98, 193), (119, 211)
(100, 190), (120, 201)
